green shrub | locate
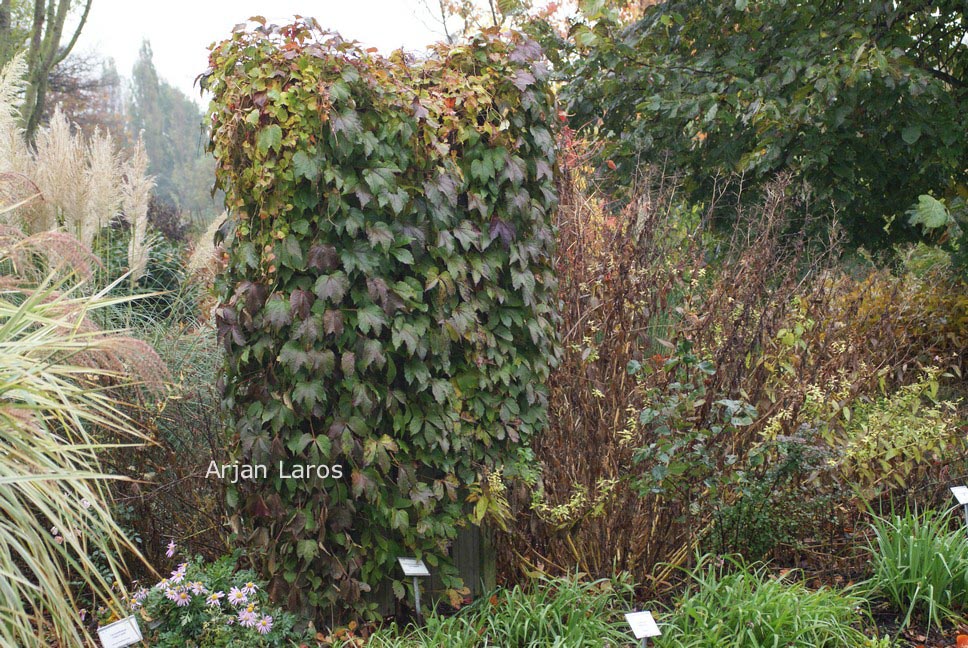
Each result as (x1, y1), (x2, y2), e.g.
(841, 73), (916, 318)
(657, 556), (870, 647)
(130, 552), (301, 647)
(864, 508), (968, 631)
(360, 574), (635, 647)
(204, 18), (558, 620)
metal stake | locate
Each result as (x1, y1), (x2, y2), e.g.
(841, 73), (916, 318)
(641, 639), (647, 648)
(963, 504), (968, 532)
(413, 576), (421, 620)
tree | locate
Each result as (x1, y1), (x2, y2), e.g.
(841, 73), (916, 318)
(128, 41), (219, 222)
(41, 52), (127, 141)
(0, 0), (93, 140)
(558, 0), (968, 247)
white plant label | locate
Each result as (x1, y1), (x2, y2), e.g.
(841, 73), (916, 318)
(951, 486), (968, 505)
(97, 615), (143, 648)
(397, 557), (430, 577)
(625, 611), (661, 639)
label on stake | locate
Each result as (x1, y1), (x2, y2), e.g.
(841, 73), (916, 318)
(625, 611), (661, 639)
(97, 615), (143, 647)
(951, 486), (968, 505)
(397, 557), (430, 577)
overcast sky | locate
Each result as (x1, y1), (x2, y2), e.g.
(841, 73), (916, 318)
(75, 0), (446, 103)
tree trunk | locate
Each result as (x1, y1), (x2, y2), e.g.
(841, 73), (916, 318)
(21, 0), (92, 141)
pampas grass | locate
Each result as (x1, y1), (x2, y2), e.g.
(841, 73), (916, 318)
(0, 55), (152, 274)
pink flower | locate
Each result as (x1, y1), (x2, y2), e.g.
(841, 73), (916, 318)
(189, 581), (207, 595)
(133, 588), (149, 602)
(240, 581), (258, 596)
(206, 591), (224, 607)
(165, 540), (176, 558)
(170, 563), (187, 584)
(227, 587), (247, 606)
(256, 614), (273, 635)
(175, 590), (191, 607)
(237, 609), (257, 628)
(164, 588), (178, 602)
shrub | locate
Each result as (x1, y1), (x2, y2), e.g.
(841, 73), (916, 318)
(864, 508), (968, 632)
(355, 574), (635, 647)
(657, 556), (870, 647)
(129, 552), (301, 647)
(204, 18), (558, 620)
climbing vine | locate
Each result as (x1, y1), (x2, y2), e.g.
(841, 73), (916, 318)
(204, 17), (558, 620)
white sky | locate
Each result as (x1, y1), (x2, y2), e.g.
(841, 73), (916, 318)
(75, 0), (446, 103)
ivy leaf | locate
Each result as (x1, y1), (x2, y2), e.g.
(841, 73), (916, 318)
(293, 382), (326, 410)
(292, 150), (319, 180)
(357, 305), (387, 335)
(279, 341), (311, 373)
(264, 294), (292, 330)
(307, 244), (338, 271)
(289, 289), (313, 319)
(366, 222), (394, 250)
(341, 351), (356, 377)
(257, 124), (283, 154)
(296, 539), (318, 560)
(315, 272), (349, 303)
(331, 108), (362, 138)
(324, 309), (345, 336)
(512, 69), (536, 91)
(359, 339), (385, 370)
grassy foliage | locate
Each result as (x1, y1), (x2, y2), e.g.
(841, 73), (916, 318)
(865, 509), (968, 632)
(0, 224), (163, 645)
(657, 556), (871, 648)
(351, 575), (635, 647)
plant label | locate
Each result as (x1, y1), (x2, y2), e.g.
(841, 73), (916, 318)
(97, 615), (143, 648)
(951, 486), (968, 505)
(625, 611), (661, 638)
(398, 557), (430, 577)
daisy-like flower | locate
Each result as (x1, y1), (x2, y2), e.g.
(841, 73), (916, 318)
(170, 563), (188, 584)
(174, 590), (192, 607)
(256, 614), (273, 635)
(206, 591), (224, 607)
(227, 587), (247, 606)
(240, 581), (258, 596)
(134, 588), (149, 603)
(155, 578), (169, 590)
(165, 540), (176, 558)
(164, 588), (178, 602)
(189, 581), (207, 595)
(237, 608), (257, 628)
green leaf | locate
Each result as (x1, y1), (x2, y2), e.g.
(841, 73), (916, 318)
(292, 151), (319, 180)
(265, 295), (292, 330)
(315, 273), (349, 303)
(907, 195), (951, 231)
(357, 305), (387, 335)
(293, 381), (326, 409)
(257, 124), (283, 154)
(296, 539), (318, 560)
(901, 125), (921, 144)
